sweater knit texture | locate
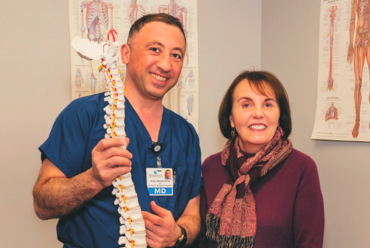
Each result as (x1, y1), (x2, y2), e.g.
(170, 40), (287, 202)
(198, 148), (324, 248)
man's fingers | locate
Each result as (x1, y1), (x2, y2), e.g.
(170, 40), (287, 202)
(94, 138), (126, 152)
(145, 236), (156, 248)
(111, 166), (131, 177)
(150, 201), (170, 218)
(104, 147), (132, 162)
(142, 210), (164, 226)
(94, 146), (133, 164)
(145, 218), (160, 232)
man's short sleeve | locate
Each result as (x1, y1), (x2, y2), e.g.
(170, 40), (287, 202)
(39, 98), (96, 177)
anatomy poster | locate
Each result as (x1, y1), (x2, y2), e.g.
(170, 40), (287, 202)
(312, 0), (370, 142)
(68, 0), (199, 130)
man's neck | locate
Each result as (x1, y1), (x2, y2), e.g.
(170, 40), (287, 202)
(125, 84), (164, 142)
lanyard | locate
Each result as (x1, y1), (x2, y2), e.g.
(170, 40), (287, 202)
(151, 141), (162, 168)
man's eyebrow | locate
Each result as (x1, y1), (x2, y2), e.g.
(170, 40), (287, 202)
(173, 47), (185, 56)
(144, 40), (164, 48)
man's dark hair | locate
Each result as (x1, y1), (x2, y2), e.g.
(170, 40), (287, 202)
(218, 70), (292, 140)
(127, 13), (186, 46)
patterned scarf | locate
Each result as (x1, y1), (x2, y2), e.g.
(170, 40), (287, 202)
(206, 127), (292, 248)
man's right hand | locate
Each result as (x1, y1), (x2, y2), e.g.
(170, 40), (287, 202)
(91, 137), (132, 188)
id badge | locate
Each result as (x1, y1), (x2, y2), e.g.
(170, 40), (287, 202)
(146, 168), (173, 196)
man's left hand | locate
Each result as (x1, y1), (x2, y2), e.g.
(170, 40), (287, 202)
(141, 201), (182, 248)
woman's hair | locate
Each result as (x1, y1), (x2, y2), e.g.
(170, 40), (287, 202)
(218, 70), (292, 140)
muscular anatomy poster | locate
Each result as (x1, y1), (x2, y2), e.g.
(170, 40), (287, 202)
(68, 0), (199, 130)
(312, 0), (370, 142)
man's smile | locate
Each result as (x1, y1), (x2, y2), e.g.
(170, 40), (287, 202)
(150, 72), (168, 82)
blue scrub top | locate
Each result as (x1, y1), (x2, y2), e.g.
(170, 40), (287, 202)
(39, 93), (202, 248)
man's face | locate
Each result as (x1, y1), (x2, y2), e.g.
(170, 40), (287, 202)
(123, 22), (186, 100)
(165, 170), (171, 179)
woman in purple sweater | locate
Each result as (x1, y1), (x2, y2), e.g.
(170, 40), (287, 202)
(198, 71), (324, 248)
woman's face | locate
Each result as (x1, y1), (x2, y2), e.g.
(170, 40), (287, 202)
(229, 79), (280, 154)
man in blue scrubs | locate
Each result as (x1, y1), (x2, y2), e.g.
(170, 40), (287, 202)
(33, 14), (202, 248)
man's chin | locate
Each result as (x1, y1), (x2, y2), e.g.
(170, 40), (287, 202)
(147, 91), (167, 101)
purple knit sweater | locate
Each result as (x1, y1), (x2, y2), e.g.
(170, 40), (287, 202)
(197, 148), (324, 248)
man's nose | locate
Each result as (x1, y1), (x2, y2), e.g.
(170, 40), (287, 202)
(157, 53), (172, 72)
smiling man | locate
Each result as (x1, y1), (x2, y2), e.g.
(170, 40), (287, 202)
(33, 14), (202, 248)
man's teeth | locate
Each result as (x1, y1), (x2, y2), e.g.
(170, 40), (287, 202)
(249, 125), (266, 130)
(150, 73), (166, 82)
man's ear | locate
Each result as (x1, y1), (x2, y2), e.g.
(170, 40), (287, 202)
(121, 44), (130, 65)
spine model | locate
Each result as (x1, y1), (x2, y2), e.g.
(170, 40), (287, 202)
(100, 41), (147, 248)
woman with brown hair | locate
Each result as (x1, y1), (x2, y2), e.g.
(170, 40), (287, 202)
(198, 71), (324, 248)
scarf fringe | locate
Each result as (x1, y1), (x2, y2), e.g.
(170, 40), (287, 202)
(206, 213), (220, 241)
(216, 235), (255, 248)
(206, 213), (255, 248)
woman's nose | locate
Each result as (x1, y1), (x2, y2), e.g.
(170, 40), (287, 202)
(252, 107), (265, 118)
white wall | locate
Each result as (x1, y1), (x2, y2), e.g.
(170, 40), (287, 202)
(0, 0), (261, 247)
(1, 0), (70, 247)
(198, 0), (262, 160)
(261, 1), (370, 247)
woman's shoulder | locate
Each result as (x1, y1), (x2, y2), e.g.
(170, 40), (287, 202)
(201, 152), (230, 191)
(201, 152), (226, 176)
(286, 148), (318, 174)
(202, 152), (222, 168)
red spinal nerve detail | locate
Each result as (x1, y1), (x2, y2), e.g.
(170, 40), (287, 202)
(108, 29), (117, 42)
(327, 6), (337, 92)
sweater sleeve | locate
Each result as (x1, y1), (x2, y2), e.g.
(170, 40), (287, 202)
(293, 157), (325, 248)
(195, 186), (208, 248)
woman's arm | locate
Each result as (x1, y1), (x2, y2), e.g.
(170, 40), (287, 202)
(293, 158), (325, 248)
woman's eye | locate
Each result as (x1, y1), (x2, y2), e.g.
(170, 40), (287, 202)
(243, 104), (250, 108)
(150, 47), (159, 52)
(265, 102), (274, 108)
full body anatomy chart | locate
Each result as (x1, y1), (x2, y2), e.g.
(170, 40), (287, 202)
(312, 0), (370, 142)
(68, 0), (199, 130)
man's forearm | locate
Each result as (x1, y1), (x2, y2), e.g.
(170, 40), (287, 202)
(33, 169), (103, 220)
(176, 214), (201, 245)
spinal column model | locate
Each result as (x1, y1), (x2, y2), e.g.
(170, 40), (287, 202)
(347, 0), (370, 138)
(71, 36), (147, 248)
(102, 42), (147, 248)
(128, 0), (145, 26)
(325, 102), (339, 121)
(159, 0), (189, 64)
(80, 0), (114, 94)
(327, 6), (337, 92)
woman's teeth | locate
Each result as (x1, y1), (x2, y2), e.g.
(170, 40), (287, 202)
(249, 125), (266, 130)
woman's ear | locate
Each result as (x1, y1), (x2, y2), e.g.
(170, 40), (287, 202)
(229, 115), (235, 128)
